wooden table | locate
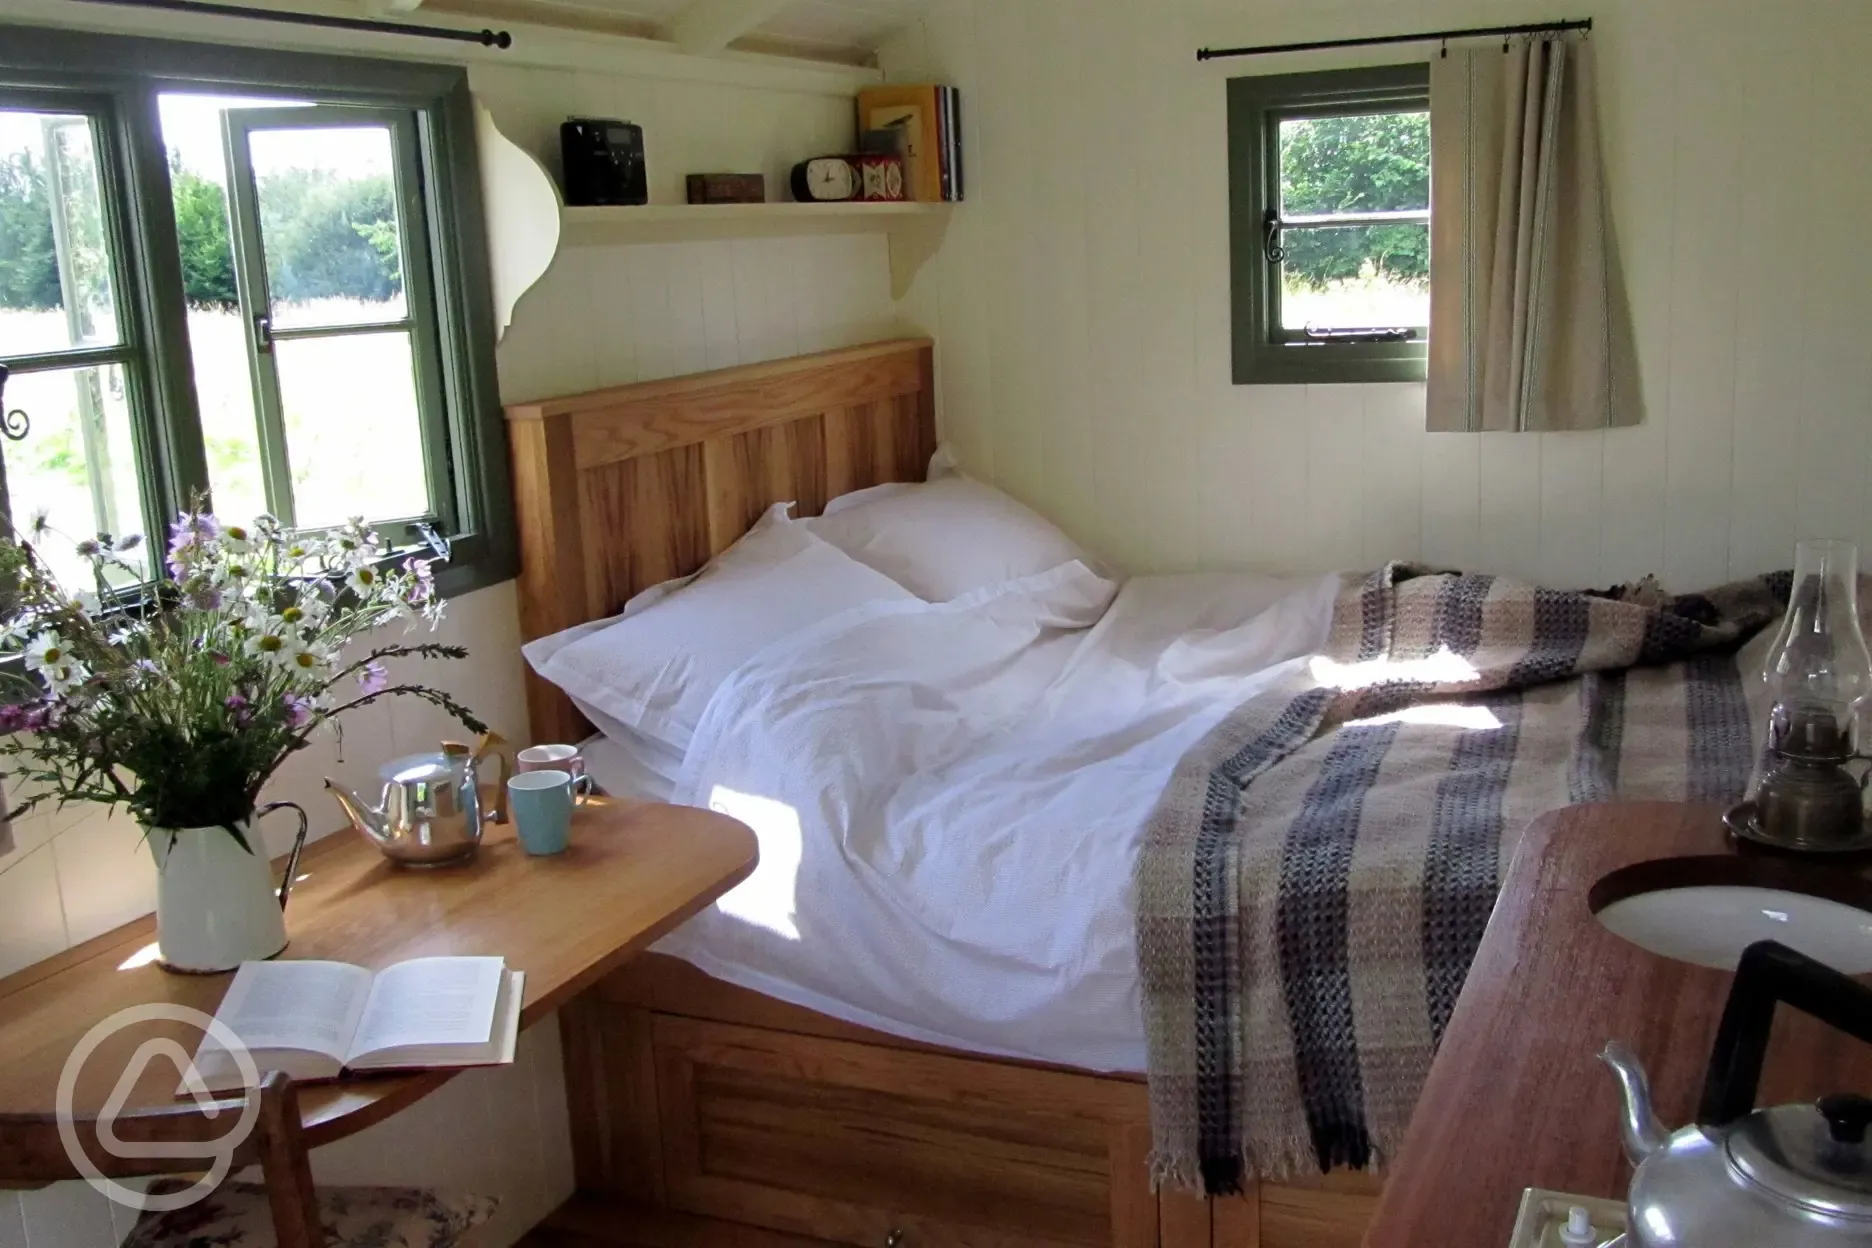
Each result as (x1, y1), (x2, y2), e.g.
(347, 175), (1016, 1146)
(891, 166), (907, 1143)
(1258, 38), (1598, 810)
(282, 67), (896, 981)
(0, 798), (756, 1166)
(1364, 801), (1872, 1247)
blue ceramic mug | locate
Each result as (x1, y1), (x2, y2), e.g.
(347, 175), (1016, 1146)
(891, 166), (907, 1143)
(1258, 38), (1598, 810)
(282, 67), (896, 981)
(507, 768), (593, 856)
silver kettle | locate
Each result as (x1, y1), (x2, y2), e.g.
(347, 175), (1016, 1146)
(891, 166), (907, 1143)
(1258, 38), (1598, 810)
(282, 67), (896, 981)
(325, 733), (509, 866)
(1602, 941), (1872, 1247)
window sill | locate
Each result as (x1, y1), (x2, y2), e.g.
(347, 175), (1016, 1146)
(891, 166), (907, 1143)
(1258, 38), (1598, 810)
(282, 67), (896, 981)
(1232, 341), (1427, 386)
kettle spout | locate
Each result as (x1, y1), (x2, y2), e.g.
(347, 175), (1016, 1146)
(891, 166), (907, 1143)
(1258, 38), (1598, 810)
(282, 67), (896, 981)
(1601, 1041), (1671, 1163)
(324, 779), (391, 846)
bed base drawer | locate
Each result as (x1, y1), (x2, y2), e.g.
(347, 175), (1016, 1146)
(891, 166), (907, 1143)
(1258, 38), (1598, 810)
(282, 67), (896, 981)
(563, 960), (1380, 1248)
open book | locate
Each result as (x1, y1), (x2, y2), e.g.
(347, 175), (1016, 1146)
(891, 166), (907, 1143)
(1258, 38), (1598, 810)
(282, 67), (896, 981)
(188, 956), (524, 1092)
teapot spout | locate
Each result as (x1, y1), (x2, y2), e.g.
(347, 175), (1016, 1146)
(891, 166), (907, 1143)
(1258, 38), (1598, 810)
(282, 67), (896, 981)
(1602, 1041), (1671, 1163)
(324, 779), (391, 847)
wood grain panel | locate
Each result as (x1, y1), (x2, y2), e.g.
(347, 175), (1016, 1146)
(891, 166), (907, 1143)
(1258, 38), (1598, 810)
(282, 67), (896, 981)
(1210, 1191), (1259, 1248)
(0, 801), (755, 1154)
(1364, 801), (1872, 1247)
(646, 1016), (1147, 1248)
(551, 343), (925, 469)
(1256, 1182), (1377, 1248)
(507, 339), (936, 746)
(702, 416), (830, 551)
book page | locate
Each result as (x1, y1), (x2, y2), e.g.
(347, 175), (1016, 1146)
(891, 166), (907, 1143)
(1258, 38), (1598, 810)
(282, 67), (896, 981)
(346, 956), (505, 1062)
(201, 961), (374, 1062)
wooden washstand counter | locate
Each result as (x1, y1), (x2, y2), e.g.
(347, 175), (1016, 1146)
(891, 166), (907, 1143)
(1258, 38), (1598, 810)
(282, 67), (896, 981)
(1364, 801), (1872, 1247)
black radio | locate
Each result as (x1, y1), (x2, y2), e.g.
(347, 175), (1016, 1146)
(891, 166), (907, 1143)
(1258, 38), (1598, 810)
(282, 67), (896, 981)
(560, 118), (648, 207)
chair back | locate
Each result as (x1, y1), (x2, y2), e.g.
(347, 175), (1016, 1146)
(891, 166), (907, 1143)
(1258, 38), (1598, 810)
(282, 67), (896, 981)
(0, 1072), (323, 1248)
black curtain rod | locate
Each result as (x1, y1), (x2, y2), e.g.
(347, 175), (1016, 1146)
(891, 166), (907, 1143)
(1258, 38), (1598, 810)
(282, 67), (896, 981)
(65, 0), (512, 47)
(1197, 18), (1590, 61)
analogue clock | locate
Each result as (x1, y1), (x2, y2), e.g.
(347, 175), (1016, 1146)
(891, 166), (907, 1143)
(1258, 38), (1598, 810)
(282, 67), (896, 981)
(790, 157), (859, 203)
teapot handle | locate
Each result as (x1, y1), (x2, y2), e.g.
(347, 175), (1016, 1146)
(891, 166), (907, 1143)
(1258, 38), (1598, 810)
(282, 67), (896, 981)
(1699, 940), (1872, 1127)
(480, 748), (511, 824)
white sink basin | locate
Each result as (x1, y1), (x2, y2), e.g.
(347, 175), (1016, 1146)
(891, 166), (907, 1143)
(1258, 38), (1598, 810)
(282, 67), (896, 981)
(1596, 885), (1872, 972)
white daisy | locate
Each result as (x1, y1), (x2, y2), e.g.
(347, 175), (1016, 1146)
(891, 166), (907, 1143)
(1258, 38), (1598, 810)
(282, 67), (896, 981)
(277, 637), (331, 680)
(220, 524), (254, 554)
(346, 565), (382, 597)
(244, 629), (290, 663)
(24, 632), (68, 672)
(42, 659), (88, 695)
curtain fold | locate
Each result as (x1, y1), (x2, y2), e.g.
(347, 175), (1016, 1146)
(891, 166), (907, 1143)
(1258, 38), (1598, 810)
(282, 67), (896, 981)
(1427, 38), (1640, 432)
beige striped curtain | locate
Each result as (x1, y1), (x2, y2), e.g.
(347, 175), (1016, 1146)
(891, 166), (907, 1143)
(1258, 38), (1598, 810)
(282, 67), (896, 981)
(1426, 38), (1641, 432)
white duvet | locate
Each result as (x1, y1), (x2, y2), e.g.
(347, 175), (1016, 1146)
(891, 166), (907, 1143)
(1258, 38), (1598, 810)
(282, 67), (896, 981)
(654, 562), (1340, 1072)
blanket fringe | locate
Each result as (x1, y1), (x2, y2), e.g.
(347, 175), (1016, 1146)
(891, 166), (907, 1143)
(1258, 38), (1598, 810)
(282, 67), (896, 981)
(1147, 1132), (1392, 1199)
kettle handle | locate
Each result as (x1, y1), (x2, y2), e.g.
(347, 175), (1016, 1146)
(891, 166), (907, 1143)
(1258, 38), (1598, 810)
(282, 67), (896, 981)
(480, 748), (510, 824)
(1699, 940), (1872, 1127)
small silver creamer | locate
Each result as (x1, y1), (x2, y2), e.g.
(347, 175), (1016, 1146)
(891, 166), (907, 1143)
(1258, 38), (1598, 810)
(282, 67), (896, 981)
(326, 735), (509, 867)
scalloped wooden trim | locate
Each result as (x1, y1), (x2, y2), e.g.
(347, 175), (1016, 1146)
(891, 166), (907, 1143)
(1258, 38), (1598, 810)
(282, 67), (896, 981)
(475, 100), (562, 342)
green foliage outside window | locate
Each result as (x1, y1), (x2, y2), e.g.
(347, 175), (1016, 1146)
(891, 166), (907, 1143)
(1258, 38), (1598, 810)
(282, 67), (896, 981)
(0, 152), (60, 310)
(1277, 111), (1429, 287)
(0, 148), (402, 313)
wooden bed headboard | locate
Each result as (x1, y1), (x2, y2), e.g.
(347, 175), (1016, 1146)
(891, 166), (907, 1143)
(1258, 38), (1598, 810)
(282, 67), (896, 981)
(504, 337), (938, 744)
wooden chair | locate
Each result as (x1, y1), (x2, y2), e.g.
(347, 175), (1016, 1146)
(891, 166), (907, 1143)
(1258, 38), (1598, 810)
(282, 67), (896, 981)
(0, 1073), (494, 1248)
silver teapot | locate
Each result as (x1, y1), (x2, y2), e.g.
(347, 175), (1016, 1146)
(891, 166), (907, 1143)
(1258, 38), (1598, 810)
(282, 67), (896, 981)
(325, 734), (508, 866)
(1602, 940), (1872, 1247)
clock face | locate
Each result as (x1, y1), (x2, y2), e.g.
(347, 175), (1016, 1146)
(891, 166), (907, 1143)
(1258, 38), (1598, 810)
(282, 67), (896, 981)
(809, 158), (856, 200)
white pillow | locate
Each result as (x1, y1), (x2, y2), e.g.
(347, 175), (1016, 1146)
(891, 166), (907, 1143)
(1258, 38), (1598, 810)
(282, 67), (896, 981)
(808, 459), (1106, 603)
(523, 504), (916, 750)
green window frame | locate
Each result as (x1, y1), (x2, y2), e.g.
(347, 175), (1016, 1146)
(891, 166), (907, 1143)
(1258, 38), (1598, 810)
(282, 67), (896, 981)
(1228, 63), (1431, 386)
(0, 24), (514, 597)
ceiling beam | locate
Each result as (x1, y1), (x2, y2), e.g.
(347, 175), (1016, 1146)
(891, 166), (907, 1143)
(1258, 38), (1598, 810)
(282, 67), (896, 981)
(665, 0), (792, 55)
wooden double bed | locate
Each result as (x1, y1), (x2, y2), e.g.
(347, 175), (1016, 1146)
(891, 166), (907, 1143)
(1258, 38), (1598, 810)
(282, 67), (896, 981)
(504, 338), (1381, 1248)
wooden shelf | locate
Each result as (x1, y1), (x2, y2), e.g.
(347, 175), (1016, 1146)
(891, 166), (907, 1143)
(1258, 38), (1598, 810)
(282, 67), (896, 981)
(476, 103), (952, 338)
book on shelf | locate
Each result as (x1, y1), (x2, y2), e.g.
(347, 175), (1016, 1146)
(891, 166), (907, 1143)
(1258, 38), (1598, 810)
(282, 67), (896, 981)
(187, 956), (524, 1092)
(856, 83), (964, 203)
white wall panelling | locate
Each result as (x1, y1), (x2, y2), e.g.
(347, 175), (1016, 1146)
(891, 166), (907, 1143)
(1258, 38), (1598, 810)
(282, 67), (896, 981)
(0, 17), (906, 1248)
(885, 0), (1872, 589)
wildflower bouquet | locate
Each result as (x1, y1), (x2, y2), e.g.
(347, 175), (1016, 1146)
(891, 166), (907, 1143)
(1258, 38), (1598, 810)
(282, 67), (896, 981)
(0, 507), (486, 845)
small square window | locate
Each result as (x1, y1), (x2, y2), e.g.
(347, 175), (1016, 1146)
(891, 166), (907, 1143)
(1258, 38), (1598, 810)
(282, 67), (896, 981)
(1229, 64), (1430, 385)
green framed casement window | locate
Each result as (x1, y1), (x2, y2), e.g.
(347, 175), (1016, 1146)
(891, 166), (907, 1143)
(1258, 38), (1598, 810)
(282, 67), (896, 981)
(1228, 63), (1431, 386)
(0, 25), (513, 596)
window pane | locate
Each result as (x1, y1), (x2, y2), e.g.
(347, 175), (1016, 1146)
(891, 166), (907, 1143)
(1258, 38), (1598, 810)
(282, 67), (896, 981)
(158, 94), (304, 525)
(188, 305), (270, 526)
(0, 110), (119, 352)
(1280, 223), (1430, 331)
(1278, 111), (1429, 215)
(248, 125), (407, 331)
(273, 331), (429, 529)
(1, 364), (148, 587)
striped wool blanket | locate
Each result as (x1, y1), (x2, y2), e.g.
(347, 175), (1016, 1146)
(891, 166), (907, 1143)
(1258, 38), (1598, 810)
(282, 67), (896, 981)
(1135, 563), (1790, 1195)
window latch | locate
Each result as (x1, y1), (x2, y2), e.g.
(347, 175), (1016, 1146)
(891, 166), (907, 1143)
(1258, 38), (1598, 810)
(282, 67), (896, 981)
(1301, 325), (1415, 343)
(415, 521), (452, 562)
(1262, 208), (1285, 264)
(253, 314), (273, 354)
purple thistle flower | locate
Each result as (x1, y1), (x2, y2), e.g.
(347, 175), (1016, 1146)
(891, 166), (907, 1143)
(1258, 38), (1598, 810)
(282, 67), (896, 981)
(358, 660), (389, 696)
(210, 652), (231, 667)
(282, 693), (314, 729)
(166, 512), (219, 574)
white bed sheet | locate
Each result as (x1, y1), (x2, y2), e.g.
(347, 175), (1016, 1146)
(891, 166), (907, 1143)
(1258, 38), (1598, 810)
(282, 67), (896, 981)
(580, 730), (681, 802)
(645, 563), (1340, 1073)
